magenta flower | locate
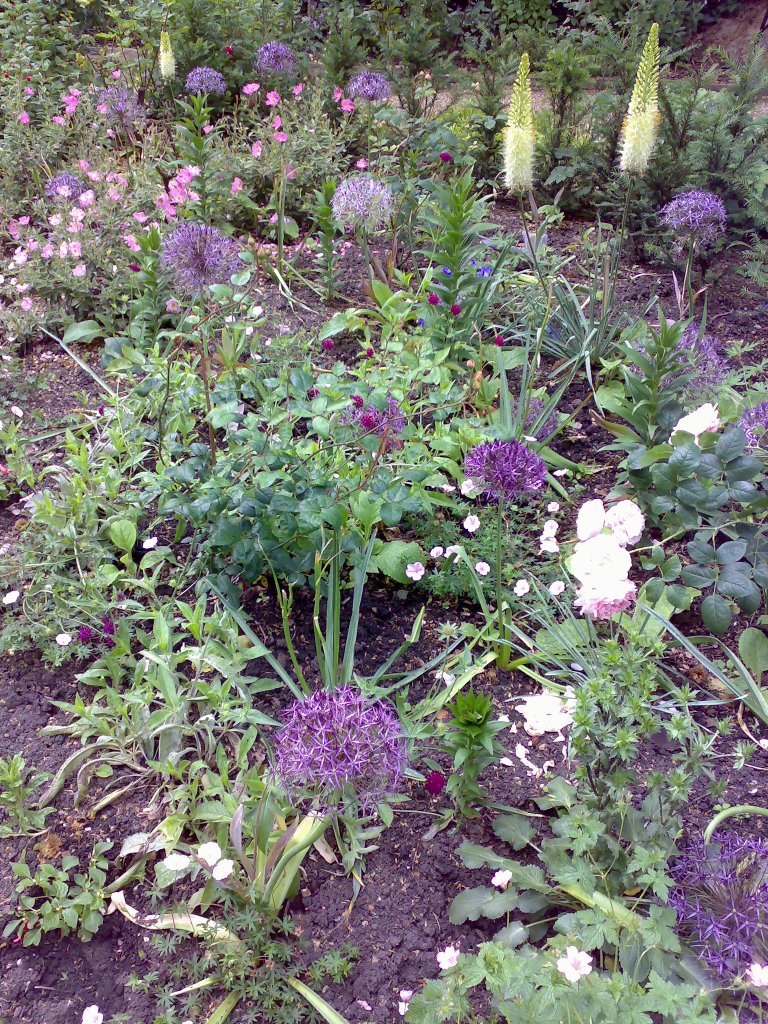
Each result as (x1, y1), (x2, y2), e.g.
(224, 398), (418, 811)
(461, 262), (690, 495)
(425, 771), (446, 795)
(265, 91), (281, 107)
(439, 152), (453, 162)
(427, 293), (440, 306)
(450, 303), (461, 316)
(321, 338), (334, 351)
(340, 97), (355, 113)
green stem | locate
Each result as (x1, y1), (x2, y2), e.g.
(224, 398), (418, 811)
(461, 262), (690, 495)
(704, 804), (768, 845)
(495, 499), (509, 669)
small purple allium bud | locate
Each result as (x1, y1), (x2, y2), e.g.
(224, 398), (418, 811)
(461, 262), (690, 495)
(494, 335), (504, 347)
(185, 66), (227, 96)
(102, 615), (116, 636)
(347, 70), (390, 102)
(351, 394), (365, 409)
(321, 338), (334, 351)
(450, 303), (461, 316)
(272, 686), (407, 811)
(307, 387), (319, 399)
(160, 223), (242, 294)
(439, 152), (452, 163)
(463, 439), (547, 503)
(77, 626), (94, 644)
(427, 293), (440, 306)
(425, 771), (446, 795)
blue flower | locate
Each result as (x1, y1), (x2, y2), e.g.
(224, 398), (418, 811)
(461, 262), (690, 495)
(441, 267), (452, 276)
(476, 265), (493, 278)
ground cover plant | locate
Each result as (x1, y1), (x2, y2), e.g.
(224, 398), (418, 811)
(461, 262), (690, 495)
(1, 2), (768, 1023)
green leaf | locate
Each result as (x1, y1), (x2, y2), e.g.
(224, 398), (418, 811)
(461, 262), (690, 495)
(109, 520), (137, 553)
(63, 320), (102, 345)
(700, 594), (732, 636)
(680, 563), (716, 588)
(739, 627), (768, 686)
(493, 814), (536, 850)
(373, 540), (423, 585)
(449, 886), (517, 924)
(715, 540), (748, 564)
(715, 427), (746, 463)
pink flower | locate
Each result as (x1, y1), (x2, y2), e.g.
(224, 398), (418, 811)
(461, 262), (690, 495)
(293, 83), (304, 96)
(547, 501), (560, 513)
(356, 158), (368, 169)
(68, 241), (82, 258)
(24, 87), (34, 97)
(604, 500), (645, 547)
(475, 561), (491, 577)
(20, 297), (33, 311)
(340, 98), (355, 113)
(436, 945), (460, 970)
(405, 562), (425, 582)
(556, 947), (593, 984)
(52, 115), (66, 125)
(202, 124), (213, 134)
(242, 83), (260, 95)
(78, 190), (95, 208)
(273, 131), (287, 143)
(491, 870), (513, 890)
(71, 263), (86, 278)
(107, 187), (122, 201)
(539, 537), (559, 554)
(273, 115), (282, 129)
(230, 177), (243, 195)
(123, 234), (140, 252)
(463, 514), (480, 533)
(78, 160), (90, 171)
(111, 69), (122, 79)
(333, 87), (344, 102)
(514, 579), (530, 597)
(132, 212), (148, 223)
(265, 91), (281, 107)
(18, 216), (30, 226)
(166, 298), (180, 313)
(430, 546), (444, 558)
(251, 141), (263, 158)
(397, 991), (413, 1017)
(18, 112), (30, 125)
(41, 244), (55, 258)
(574, 577), (637, 620)
(576, 499), (605, 541)
(548, 580), (565, 596)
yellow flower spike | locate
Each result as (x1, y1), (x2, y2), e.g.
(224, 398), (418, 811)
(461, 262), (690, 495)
(619, 23), (660, 174)
(159, 31), (176, 82)
(502, 53), (535, 196)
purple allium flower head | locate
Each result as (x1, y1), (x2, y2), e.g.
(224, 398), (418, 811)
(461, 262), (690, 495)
(101, 615), (116, 637)
(331, 175), (393, 232)
(45, 173), (87, 201)
(463, 439), (547, 503)
(185, 66), (227, 96)
(740, 401), (768, 450)
(678, 324), (730, 397)
(342, 396), (406, 450)
(160, 223), (242, 294)
(272, 686), (407, 811)
(660, 190), (727, 248)
(254, 42), (297, 76)
(347, 71), (391, 102)
(517, 397), (558, 441)
(77, 626), (94, 644)
(669, 836), (768, 982)
(97, 87), (145, 132)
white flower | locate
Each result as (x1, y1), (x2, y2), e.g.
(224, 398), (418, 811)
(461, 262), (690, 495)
(55, 633), (73, 646)
(211, 858), (235, 881)
(604, 500), (645, 547)
(556, 946), (593, 983)
(475, 561), (491, 577)
(553, 468), (569, 477)
(670, 403), (722, 444)
(81, 1008), (104, 1024)
(142, 537), (158, 550)
(547, 502), (560, 513)
(491, 869), (513, 890)
(436, 670), (456, 685)
(436, 944), (461, 970)
(569, 534), (631, 584)
(460, 479), (476, 497)
(747, 964), (768, 989)
(576, 499), (606, 541)
(406, 561), (425, 581)
(196, 841), (222, 868)
(444, 545), (461, 561)
(513, 579), (530, 597)
(163, 852), (191, 872)
(398, 990), (414, 1015)
(548, 580), (565, 596)
(430, 546), (444, 558)
(539, 537), (559, 554)
(10, 405), (23, 418)
(515, 691), (574, 737)
(2, 590), (20, 605)
(541, 520), (559, 537)
(440, 484), (456, 493)
(463, 514), (480, 533)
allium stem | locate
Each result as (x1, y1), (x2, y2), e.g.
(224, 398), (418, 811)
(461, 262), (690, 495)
(495, 499), (510, 670)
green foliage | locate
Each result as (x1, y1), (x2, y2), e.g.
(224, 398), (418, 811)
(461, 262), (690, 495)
(0, 757), (53, 838)
(439, 687), (507, 818)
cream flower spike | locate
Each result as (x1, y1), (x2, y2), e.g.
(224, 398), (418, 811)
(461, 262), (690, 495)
(503, 53), (535, 195)
(619, 23), (660, 174)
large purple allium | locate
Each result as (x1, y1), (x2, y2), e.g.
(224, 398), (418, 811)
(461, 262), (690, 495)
(677, 324), (730, 397)
(347, 71), (391, 102)
(272, 686), (407, 811)
(342, 396), (406, 450)
(45, 173), (87, 201)
(97, 87), (145, 133)
(463, 439), (547, 503)
(669, 836), (768, 982)
(160, 223), (242, 294)
(254, 42), (297, 76)
(740, 401), (768, 450)
(660, 191), (727, 248)
(331, 176), (394, 232)
(185, 66), (227, 96)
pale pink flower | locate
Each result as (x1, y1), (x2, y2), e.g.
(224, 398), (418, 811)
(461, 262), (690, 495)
(340, 98), (355, 113)
(273, 131), (288, 143)
(24, 86), (34, 97)
(293, 82), (305, 96)
(78, 190), (95, 207)
(81, 1007), (103, 1024)
(166, 298), (181, 313)
(87, 169), (101, 182)
(576, 499), (606, 541)
(71, 263), (87, 278)
(18, 111), (30, 125)
(547, 501), (560, 513)
(430, 546), (444, 558)
(202, 124), (213, 134)
(41, 244), (55, 258)
(107, 187), (122, 201)
(460, 479), (477, 497)
(548, 580), (565, 596)
(52, 115), (66, 125)
(123, 234), (140, 252)
(230, 177), (244, 195)
(436, 945), (461, 970)
(574, 577), (637, 620)
(333, 86), (344, 102)
(266, 91), (281, 107)
(55, 633), (73, 646)
(670, 403), (722, 444)
(273, 115), (282, 129)
(556, 947), (593, 984)
(539, 537), (559, 554)
(196, 842), (222, 868)
(569, 534), (630, 584)
(68, 241), (82, 258)
(746, 964), (768, 989)
(604, 500), (645, 547)
(211, 858), (235, 881)
(133, 211), (148, 223)
(356, 158), (368, 169)
(444, 545), (461, 561)
(406, 562), (425, 581)
(20, 297), (33, 312)
(514, 579), (530, 597)
(111, 69), (122, 79)
(463, 514), (480, 533)
(491, 869), (513, 889)
(243, 82), (260, 95)
(475, 561), (491, 577)
(251, 141), (263, 158)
